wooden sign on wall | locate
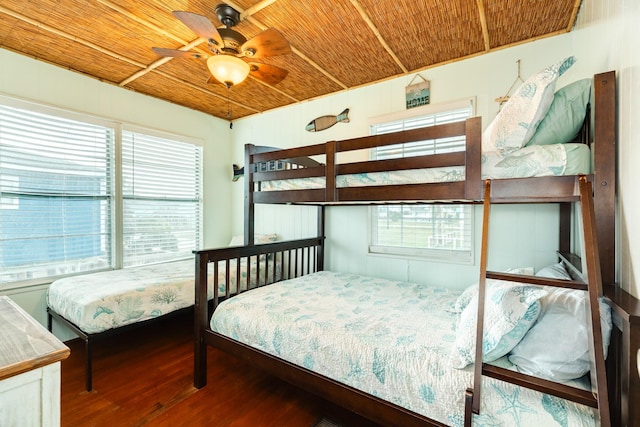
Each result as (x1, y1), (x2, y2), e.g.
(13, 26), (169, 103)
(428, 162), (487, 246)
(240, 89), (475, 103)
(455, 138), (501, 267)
(405, 75), (430, 109)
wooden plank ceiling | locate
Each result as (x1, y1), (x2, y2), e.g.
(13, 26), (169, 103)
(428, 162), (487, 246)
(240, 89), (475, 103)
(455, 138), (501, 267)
(0, 0), (582, 121)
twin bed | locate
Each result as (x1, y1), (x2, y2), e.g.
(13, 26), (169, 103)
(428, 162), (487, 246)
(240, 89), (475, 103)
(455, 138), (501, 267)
(193, 70), (639, 427)
(47, 251), (280, 390)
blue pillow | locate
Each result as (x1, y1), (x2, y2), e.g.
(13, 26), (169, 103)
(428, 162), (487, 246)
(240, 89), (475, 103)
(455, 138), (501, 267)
(526, 79), (591, 146)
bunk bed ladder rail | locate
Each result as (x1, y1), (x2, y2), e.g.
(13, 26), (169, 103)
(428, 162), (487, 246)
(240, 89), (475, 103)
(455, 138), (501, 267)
(463, 177), (611, 427)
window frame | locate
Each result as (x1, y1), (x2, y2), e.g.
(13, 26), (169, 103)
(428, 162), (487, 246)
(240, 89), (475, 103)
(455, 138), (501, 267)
(120, 124), (203, 269)
(367, 98), (476, 264)
(0, 96), (203, 288)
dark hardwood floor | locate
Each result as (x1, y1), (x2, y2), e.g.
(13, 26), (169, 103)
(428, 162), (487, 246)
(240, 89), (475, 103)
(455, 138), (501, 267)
(60, 311), (382, 427)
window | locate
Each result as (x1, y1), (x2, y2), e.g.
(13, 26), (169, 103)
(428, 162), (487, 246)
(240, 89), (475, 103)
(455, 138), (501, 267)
(122, 129), (202, 267)
(369, 99), (475, 263)
(0, 102), (114, 283)
(0, 98), (203, 285)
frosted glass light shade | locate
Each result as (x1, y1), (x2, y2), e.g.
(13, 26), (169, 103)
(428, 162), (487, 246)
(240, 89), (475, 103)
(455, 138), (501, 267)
(207, 55), (250, 87)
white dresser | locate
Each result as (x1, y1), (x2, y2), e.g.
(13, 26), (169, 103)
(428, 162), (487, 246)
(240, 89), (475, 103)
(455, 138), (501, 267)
(0, 296), (70, 427)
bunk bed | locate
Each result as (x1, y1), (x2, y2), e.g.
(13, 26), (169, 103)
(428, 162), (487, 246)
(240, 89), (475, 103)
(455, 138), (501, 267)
(193, 70), (640, 426)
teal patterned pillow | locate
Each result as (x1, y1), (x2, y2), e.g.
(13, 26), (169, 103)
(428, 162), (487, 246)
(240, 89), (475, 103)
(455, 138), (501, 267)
(482, 56), (577, 155)
(453, 281), (547, 369)
(452, 267), (534, 313)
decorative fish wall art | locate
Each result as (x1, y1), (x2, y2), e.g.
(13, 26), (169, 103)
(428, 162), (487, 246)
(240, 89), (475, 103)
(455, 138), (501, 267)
(305, 108), (350, 132)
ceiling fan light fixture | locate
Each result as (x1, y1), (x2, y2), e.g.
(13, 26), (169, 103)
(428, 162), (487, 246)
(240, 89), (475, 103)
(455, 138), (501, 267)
(207, 54), (250, 87)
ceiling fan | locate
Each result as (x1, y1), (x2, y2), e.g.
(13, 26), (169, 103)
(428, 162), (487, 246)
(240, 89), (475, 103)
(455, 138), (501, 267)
(153, 3), (290, 88)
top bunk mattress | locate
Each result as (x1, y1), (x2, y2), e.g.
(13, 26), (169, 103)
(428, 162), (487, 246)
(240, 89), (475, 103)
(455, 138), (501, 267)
(211, 270), (598, 426)
(48, 257), (279, 333)
(259, 143), (590, 191)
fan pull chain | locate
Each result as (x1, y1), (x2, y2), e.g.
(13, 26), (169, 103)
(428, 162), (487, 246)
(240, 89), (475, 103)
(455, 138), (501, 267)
(227, 87), (233, 129)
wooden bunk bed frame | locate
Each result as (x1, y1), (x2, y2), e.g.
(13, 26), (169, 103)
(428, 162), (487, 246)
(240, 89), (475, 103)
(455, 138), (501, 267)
(194, 71), (640, 426)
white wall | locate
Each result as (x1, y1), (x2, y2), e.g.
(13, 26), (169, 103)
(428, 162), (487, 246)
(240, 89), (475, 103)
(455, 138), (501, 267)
(0, 49), (233, 335)
(618, 0), (640, 299)
(549, 0), (640, 388)
(230, 0), (640, 296)
(572, 0), (640, 299)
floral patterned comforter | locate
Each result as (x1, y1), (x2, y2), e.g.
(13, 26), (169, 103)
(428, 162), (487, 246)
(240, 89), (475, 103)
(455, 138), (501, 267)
(47, 258), (278, 333)
(211, 271), (596, 427)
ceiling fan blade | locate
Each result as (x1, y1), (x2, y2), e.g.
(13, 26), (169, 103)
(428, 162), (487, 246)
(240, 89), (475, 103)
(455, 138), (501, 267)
(172, 11), (223, 47)
(247, 62), (289, 86)
(242, 28), (291, 58)
(152, 47), (204, 59)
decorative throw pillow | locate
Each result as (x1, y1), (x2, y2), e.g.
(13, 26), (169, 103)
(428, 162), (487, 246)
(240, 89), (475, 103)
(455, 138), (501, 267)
(526, 79), (592, 146)
(508, 288), (612, 382)
(482, 56), (577, 155)
(452, 267), (534, 313)
(452, 280), (547, 369)
(452, 284), (477, 314)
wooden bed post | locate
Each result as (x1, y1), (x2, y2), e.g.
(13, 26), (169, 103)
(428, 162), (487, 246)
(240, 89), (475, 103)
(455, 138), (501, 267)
(464, 116), (483, 200)
(194, 251), (209, 388)
(604, 287), (640, 427)
(317, 206), (325, 271)
(559, 203), (571, 254)
(244, 144), (255, 246)
(579, 177), (611, 425)
(326, 141), (336, 202)
(621, 314), (640, 426)
(592, 71), (616, 287)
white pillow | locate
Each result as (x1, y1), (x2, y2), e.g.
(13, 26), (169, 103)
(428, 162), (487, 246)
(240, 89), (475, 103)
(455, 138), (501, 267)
(452, 279), (547, 369)
(508, 288), (612, 382)
(482, 56), (577, 155)
(228, 233), (278, 246)
(535, 262), (572, 280)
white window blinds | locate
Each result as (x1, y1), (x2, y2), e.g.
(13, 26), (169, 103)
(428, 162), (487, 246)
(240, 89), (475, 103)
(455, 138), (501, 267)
(369, 101), (474, 263)
(372, 105), (472, 156)
(0, 98), (204, 286)
(121, 129), (202, 267)
(0, 103), (114, 284)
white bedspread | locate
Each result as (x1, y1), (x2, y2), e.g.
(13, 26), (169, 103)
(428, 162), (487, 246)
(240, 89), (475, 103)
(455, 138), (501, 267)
(48, 258), (278, 333)
(211, 271), (596, 426)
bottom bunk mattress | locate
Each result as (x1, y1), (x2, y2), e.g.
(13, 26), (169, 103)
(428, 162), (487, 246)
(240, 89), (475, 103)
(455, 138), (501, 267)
(48, 257), (279, 334)
(211, 271), (597, 427)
